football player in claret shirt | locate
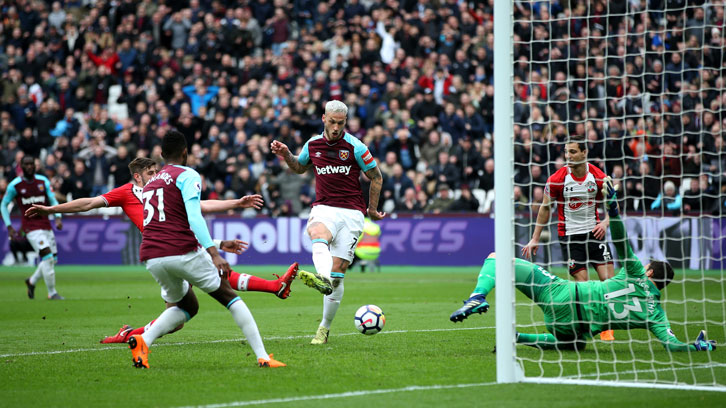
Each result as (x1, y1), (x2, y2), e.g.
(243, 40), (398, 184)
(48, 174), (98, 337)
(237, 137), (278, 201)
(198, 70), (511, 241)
(27, 157), (301, 344)
(522, 135), (617, 341)
(450, 178), (717, 353)
(129, 130), (284, 368)
(271, 100), (386, 345)
(2, 156), (64, 299)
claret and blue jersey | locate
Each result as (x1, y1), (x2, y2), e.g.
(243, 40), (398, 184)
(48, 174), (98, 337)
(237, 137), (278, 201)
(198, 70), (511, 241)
(1, 174), (60, 232)
(298, 132), (377, 215)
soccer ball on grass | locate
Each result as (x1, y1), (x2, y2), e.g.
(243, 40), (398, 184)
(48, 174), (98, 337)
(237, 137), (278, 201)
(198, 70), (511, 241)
(354, 304), (385, 335)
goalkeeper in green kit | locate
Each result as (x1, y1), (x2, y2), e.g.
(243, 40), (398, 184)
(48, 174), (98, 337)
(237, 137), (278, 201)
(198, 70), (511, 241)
(450, 178), (716, 352)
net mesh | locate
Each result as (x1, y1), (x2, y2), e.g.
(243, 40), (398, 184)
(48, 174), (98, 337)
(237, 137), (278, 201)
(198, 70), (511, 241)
(510, 0), (726, 388)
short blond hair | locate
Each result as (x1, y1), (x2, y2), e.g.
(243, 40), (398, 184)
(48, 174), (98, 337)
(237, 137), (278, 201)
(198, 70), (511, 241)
(325, 100), (348, 116)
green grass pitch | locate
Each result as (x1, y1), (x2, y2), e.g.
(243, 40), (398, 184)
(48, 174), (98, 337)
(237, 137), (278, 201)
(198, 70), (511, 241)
(1, 264), (724, 407)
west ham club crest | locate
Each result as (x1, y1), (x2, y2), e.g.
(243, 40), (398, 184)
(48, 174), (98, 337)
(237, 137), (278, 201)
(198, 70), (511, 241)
(339, 150), (350, 160)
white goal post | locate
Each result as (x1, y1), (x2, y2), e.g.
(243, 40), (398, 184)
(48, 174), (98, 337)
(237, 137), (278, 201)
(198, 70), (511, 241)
(494, 0), (726, 392)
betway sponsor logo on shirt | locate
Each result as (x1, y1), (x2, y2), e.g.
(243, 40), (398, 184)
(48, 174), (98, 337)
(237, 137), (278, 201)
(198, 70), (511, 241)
(21, 195), (46, 205)
(316, 165), (352, 175)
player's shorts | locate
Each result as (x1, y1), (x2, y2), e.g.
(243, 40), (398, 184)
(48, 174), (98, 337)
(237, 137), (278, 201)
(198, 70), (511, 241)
(560, 231), (613, 276)
(144, 248), (222, 303)
(26, 229), (57, 254)
(307, 204), (364, 263)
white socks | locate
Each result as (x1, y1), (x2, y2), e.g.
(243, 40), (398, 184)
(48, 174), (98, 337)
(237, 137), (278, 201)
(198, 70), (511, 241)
(142, 306), (187, 346)
(311, 241), (333, 279)
(39, 258), (57, 296)
(28, 264), (42, 286)
(321, 278), (344, 329)
(236, 273), (251, 291)
(228, 299), (268, 360)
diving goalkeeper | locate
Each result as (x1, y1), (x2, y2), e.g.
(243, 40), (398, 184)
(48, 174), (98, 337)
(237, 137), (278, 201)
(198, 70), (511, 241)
(449, 178), (716, 352)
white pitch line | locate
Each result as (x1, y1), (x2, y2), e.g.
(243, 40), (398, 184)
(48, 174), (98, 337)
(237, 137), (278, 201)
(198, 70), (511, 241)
(179, 363), (726, 408)
(175, 382), (500, 408)
(0, 325), (495, 358)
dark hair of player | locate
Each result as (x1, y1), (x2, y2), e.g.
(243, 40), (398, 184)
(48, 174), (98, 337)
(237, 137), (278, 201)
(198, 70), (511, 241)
(128, 157), (157, 175)
(649, 260), (675, 290)
(567, 134), (587, 153)
(161, 129), (187, 161)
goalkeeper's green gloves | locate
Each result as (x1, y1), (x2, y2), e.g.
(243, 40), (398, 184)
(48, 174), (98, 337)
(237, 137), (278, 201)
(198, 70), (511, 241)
(601, 176), (619, 217)
(694, 330), (717, 351)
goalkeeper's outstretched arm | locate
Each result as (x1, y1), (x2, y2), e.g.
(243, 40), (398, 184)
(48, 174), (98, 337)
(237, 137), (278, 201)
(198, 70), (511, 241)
(602, 178), (643, 276)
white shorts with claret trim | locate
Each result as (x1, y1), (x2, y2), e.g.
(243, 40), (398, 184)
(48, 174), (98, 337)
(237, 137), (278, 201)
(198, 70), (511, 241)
(26, 229), (57, 254)
(144, 249), (222, 303)
(307, 204), (364, 263)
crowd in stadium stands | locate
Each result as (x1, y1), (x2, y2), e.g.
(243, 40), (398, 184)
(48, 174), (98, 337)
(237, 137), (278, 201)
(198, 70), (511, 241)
(0, 0), (725, 218)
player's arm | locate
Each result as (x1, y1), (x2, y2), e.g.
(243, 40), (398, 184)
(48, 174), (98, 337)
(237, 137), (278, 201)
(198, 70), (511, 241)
(271, 140), (312, 174)
(26, 196), (106, 218)
(364, 166), (385, 220)
(650, 323), (716, 352)
(200, 194), (264, 213)
(522, 193), (552, 258)
(178, 170), (231, 276)
(355, 143), (385, 220)
(602, 177), (644, 276)
(1, 185), (17, 228)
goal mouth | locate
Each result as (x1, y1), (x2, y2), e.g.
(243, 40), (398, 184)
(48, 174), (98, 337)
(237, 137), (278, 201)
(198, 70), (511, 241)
(494, 0), (726, 391)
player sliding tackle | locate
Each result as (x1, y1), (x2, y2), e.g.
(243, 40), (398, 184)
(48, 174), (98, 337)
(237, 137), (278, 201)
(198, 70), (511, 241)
(450, 178), (717, 352)
(26, 157), (303, 344)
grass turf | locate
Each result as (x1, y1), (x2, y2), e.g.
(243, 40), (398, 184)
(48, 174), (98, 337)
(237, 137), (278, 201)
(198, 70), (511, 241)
(0, 265), (724, 407)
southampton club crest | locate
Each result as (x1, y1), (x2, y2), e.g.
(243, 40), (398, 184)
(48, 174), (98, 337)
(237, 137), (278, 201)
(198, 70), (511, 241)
(586, 181), (597, 193)
(339, 150), (350, 160)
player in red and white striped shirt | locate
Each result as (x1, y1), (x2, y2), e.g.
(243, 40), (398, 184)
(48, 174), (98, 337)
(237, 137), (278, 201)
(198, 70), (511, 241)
(522, 135), (616, 341)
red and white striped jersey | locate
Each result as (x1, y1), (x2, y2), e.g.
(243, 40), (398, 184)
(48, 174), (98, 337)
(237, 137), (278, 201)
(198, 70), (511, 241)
(544, 163), (606, 236)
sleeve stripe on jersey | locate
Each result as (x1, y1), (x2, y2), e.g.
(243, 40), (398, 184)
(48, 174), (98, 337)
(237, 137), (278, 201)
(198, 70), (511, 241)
(362, 150), (374, 165)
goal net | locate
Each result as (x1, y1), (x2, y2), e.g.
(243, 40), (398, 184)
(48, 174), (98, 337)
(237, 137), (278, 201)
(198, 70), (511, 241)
(496, 0), (726, 391)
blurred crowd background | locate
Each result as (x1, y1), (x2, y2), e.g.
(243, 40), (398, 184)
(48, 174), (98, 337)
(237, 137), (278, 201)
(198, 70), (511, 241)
(0, 0), (725, 219)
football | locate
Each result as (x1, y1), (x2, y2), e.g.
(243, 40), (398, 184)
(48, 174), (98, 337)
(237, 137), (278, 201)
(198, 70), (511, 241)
(354, 304), (385, 335)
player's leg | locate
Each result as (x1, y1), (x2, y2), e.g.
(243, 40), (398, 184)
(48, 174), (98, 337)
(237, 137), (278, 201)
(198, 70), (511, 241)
(26, 230), (61, 299)
(102, 300), (186, 344)
(207, 280), (284, 367)
(183, 249), (283, 367)
(227, 262), (299, 299)
(129, 255), (198, 368)
(311, 209), (361, 344)
(451, 253), (563, 322)
(589, 236), (616, 341)
(298, 206), (336, 294)
(564, 234), (589, 282)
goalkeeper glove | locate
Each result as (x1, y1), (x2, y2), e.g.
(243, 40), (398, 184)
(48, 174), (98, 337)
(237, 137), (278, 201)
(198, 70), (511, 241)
(601, 176), (619, 217)
(694, 330), (716, 351)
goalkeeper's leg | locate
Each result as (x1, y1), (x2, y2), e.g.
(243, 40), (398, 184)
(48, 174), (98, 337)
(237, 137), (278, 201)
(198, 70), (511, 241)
(450, 253), (558, 322)
(517, 332), (587, 351)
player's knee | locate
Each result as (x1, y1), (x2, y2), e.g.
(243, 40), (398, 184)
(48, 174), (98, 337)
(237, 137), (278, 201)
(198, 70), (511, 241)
(487, 252), (496, 259)
(39, 247), (52, 257)
(183, 304), (199, 319)
(307, 222), (332, 241)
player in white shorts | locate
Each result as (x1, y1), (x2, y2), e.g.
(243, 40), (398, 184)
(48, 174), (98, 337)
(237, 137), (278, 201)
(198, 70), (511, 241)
(272, 100), (385, 344)
(2, 156), (64, 299)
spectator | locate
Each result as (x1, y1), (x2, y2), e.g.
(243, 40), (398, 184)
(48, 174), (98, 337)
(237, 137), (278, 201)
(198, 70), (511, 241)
(448, 184), (480, 212)
(395, 187), (422, 213)
(424, 184), (455, 214)
(650, 180), (682, 214)
(682, 178), (702, 214)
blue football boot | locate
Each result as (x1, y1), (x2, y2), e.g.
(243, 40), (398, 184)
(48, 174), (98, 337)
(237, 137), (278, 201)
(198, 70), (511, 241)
(450, 294), (490, 322)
